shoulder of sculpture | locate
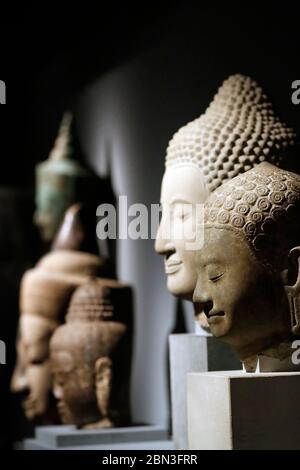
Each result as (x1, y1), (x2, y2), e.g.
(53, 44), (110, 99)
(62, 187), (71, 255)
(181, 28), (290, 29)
(36, 250), (104, 275)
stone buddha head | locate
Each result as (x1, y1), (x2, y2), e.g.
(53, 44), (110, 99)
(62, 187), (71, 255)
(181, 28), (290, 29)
(11, 243), (104, 421)
(34, 112), (90, 242)
(10, 316), (58, 421)
(193, 162), (300, 369)
(50, 279), (132, 428)
(155, 75), (296, 300)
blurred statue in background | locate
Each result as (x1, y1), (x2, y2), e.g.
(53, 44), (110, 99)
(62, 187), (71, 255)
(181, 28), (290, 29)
(194, 162), (300, 371)
(155, 74), (296, 312)
(11, 204), (109, 422)
(34, 112), (90, 243)
(50, 279), (132, 429)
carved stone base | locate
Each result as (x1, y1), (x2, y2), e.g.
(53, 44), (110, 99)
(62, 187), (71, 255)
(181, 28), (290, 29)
(187, 370), (300, 450)
(169, 334), (241, 450)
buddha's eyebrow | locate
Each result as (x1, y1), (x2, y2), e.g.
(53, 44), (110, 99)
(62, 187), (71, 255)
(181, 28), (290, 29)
(169, 198), (192, 205)
(196, 257), (223, 268)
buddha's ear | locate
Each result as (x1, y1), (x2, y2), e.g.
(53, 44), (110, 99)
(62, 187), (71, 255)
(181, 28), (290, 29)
(95, 357), (112, 384)
(95, 357), (112, 418)
(283, 247), (300, 335)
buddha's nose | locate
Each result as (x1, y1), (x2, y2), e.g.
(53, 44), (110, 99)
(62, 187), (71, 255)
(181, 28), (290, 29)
(193, 283), (213, 316)
(10, 367), (29, 394)
(155, 222), (174, 256)
(53, 382), (63, 400)
(33, 210), (42, 227)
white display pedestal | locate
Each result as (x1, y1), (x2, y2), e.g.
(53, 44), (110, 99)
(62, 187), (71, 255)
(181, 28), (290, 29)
(169, 333), (241, 449)
(187, 370), (300, 450)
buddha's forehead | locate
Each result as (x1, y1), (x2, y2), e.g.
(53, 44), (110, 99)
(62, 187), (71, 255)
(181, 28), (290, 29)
(161, 166), (208, 204)
(51, 326), (107, 360)
(20, 314), (53, 341)
(198, 227), (253, 267)
(51, 349), (75, 372)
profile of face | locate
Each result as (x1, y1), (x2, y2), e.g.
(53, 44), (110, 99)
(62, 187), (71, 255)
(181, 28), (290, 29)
(193, 228), (292, 360)
(34, 184), (72, 242)
(11, 314), (57, 420)
(50, 324), (114, 428)
(155, 166), (209, 298)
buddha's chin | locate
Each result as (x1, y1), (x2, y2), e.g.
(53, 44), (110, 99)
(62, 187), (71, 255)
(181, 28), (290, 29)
(39, 227), (54, 243)
(22, 393), (48, 420)
(57, 401), (73, 424)
(195, 312), (210, 331)
(208, 317), (230, 338)
(166, 272), (195, 299)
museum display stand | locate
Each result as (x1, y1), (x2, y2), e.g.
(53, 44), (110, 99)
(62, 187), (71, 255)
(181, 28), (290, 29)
(169, 326), (241, 449)
(23, 425), (174, 450)
(187, 365), (300, 450)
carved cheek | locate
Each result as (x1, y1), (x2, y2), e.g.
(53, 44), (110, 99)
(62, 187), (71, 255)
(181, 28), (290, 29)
(63, 367), (94, 403)
(77, 367), (95, 395)
(53, 351), (74, 372)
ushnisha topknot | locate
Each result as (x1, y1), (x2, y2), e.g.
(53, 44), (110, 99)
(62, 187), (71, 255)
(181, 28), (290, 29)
(204, 162), (300, 272)
(66, 279), (114, 322)
(166, 74), (296, 192)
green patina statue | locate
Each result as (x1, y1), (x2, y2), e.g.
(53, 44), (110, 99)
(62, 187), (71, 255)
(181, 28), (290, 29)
(34, 112), (89, 242)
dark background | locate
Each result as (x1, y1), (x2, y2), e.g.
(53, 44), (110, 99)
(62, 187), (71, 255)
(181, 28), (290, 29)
(0, 1), (299, 449)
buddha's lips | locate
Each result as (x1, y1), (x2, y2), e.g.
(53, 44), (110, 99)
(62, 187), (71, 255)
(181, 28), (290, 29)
(164, 258), (182, 274)
(57, 401), (67, 415)
(205, 309), (225, 318)
(201, 306), (225, 319)
(193, 303), (223, 318)
(22, 396), (35, 410)
(208, 311), (225, 317)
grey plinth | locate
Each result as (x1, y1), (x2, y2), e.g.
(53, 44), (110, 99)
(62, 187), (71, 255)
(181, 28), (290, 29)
(169, 334), (241, 450)
(23, 425), (173, 450)
(187, 370), (300, 450)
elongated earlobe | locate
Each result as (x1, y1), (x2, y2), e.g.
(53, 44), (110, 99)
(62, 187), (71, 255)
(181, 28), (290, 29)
(284, 247), (300, 335)
(95, 357), (112, 419)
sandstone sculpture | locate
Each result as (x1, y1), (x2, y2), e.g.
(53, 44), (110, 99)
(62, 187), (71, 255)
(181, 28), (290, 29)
(155, 74), (296, 302)
(11, 204), (107, 422)
(11, 250), (104, 421)
(194, 162), (300, 371)
(50, 279), (132, 428)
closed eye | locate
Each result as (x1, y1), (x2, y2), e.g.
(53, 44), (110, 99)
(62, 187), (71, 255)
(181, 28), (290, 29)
(180, 212), (192, 221)
(209, 273), (224, 282)
(173, 210), (191, 221)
